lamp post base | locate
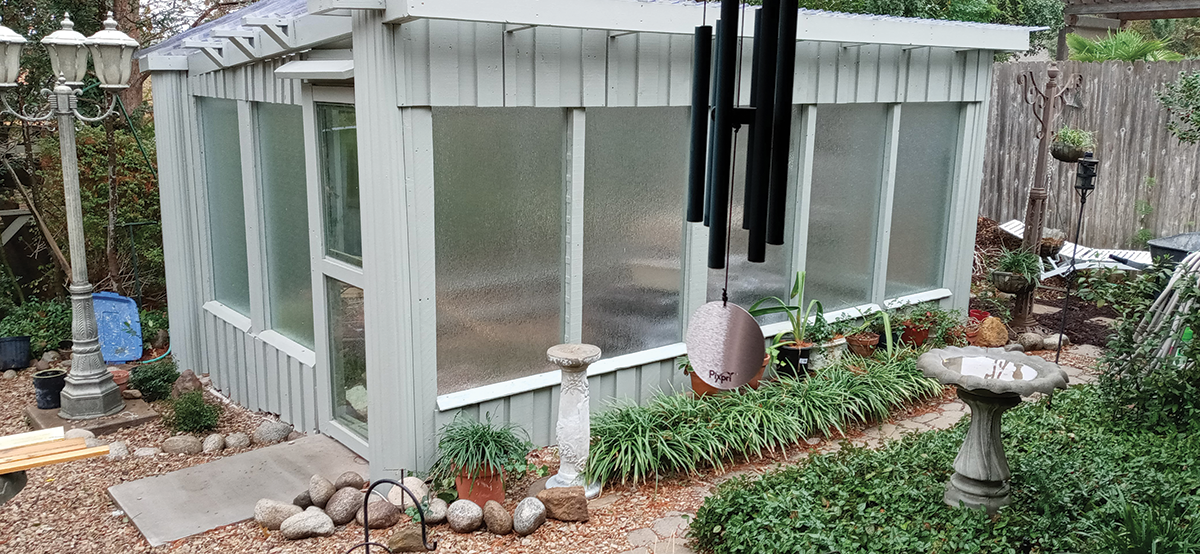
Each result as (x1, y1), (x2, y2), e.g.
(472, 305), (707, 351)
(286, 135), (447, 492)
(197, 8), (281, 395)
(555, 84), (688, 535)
(58, 372), (124, 420)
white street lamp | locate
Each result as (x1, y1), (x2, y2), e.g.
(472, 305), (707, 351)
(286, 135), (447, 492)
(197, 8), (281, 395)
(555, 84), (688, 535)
(1, 12), (139, 420)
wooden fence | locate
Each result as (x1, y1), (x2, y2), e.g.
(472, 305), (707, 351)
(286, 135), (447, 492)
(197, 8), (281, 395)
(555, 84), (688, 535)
(980, 60), (1200, 250)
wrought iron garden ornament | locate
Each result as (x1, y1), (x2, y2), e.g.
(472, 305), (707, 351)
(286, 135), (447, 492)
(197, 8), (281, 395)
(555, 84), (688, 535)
(344, 471), (438, 553)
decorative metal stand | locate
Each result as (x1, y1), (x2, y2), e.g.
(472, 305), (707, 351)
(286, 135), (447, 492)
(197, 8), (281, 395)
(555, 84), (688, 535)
(344, 471), (437, 553)
(545, 343), (602, 499)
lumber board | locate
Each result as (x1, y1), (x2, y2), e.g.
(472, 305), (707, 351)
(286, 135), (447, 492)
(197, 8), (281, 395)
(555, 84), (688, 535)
(0, 445), (110, 475)
(0, 438), (88, 464)
(0, 427), (65, 452)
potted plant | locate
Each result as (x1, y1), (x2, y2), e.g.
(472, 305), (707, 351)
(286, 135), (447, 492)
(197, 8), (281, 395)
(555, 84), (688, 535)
(32, 368), (68, 410)
(429, 414), (531, 506)
(1051, 126), (1095, 162)
(680, 348), (771, 398)
(990, 248), (1041, 293)
(808, 312), (847, 371)
(749, 271), (822, 378)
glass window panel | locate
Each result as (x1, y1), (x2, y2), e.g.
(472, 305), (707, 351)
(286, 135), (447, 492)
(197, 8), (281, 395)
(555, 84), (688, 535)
(706, 124), (793, 325)
(328, 278), (367, 437)
(806, 104), (889, 311)
(886, 104), (962, 299)
(199, 97), (250, 314)
(257, 102), (314, 348)
(432, 107), (564, 394)
(582, 108), (689, 357)
(316, 103), (362, 266)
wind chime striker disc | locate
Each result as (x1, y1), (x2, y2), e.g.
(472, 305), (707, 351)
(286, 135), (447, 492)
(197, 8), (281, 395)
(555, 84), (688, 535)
(685, 301), (766, 390)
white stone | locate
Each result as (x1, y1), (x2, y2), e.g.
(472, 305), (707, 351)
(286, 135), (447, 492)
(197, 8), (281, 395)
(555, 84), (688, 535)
(133, 447), (161, 457)
(255, 498), (302, 530)
(280, 506), (335, 540)
(106, 441), (129, 459)
(388, 476), (428, 509)
(65, 428), (95, 440)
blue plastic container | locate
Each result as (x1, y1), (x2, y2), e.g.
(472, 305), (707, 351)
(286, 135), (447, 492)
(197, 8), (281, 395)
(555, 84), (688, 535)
(92, 292), (143, 364)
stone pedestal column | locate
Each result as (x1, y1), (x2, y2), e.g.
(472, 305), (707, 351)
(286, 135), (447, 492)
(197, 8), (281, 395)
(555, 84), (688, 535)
(545, 343), (602, 499)
(944, 387), (1022, 514)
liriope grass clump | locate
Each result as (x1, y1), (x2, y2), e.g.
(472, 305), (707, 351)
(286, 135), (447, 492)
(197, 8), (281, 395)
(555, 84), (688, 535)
(586, 351), (942, 486)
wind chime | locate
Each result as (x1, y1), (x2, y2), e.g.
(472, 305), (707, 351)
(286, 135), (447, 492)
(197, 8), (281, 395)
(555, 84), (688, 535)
(684, 0), (800, 391)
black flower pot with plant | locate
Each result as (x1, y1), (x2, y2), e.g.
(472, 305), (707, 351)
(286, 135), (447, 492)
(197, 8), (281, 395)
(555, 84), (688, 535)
(776, 342), (812, 378)
(32, 369), (68, 410)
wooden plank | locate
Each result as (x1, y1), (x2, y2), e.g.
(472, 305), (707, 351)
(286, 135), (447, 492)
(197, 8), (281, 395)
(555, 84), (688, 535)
(0, 445), (110, 475)
(0, 439), (88, 464)
(0, 428), (65, 452)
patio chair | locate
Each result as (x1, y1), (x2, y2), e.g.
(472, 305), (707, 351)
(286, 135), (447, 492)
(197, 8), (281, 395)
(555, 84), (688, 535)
(997, 220), (1152, 279)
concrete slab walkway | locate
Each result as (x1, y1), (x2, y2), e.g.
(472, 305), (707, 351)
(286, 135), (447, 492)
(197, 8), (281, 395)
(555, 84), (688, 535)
(108, 434), (366, 546)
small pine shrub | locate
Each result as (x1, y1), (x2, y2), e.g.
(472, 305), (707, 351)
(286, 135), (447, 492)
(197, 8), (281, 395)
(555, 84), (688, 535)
(129, 360), (179, 402)
(166, 390), (221, 433)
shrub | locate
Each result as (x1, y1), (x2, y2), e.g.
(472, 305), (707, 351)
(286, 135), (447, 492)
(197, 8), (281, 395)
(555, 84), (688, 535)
(165, 390), (221, 433)
(429, 414), (531, 483)
(0, 297), (72, 356)
(1157, 70), (1200, 145)
(129, 360), (179, 402)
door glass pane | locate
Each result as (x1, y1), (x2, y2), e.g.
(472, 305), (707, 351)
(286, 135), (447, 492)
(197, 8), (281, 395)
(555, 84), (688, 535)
(328, 278), (366, 437)
(257, 102), (314, 347)
(316, 103), (361, 266)
(583, 107), (687, 357)
(432, 107), (564, 394)
(198, 97), (250, 314)
(806, 104), (888, 311)
(886, 104), (961, 299)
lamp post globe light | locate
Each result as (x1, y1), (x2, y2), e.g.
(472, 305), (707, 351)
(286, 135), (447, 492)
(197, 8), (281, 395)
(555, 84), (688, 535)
(0, 13), (139, 419)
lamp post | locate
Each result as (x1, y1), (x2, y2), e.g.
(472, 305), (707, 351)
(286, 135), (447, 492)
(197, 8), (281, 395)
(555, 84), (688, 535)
(0, 13), (138, 419)
(1053, 153), (1098, 364)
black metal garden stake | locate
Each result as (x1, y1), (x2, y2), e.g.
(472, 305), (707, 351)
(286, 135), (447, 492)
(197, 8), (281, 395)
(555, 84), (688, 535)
(343, 470), (437, 553)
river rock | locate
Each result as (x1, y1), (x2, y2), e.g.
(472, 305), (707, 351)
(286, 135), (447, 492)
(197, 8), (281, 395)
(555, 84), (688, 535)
(425, 498), (448, 524)
(334, 471), (365, 490)
(536, 486), (589, 522)
(512, 497), (546, 536)
(106, 441), (129, 459)
(280, 506), (335, 540)
(2, 370), (15, 380)
(255, 498), (302, 530)
(42, 350), (60, 362)
(121, 389), (142, 399)
(356, 497), (402, 529)
(34, 360), (50, 371)
(65, 428), (95, 440)
(483, 500), (512, 535)
(975, 317), (1009, 348)
(253, 420), (293, 445)
(202, 433), (225, 453)
(1043, 333), (1071, 350)
(85, 438), (109, 448)
(1017, 332), (1044, 352)
(447, 499), (483, 533)
(293, 490), (313, 509)
(225, 432), (251, 449)
(309, 475), (336, 508)
(387, 523), (431, 552)
(163, 435), (203, 455)
(387, 476), (428, 509)
(325, 486), (366, 525)
(171, 369), (203, 398)
(133, 447), (161, 457)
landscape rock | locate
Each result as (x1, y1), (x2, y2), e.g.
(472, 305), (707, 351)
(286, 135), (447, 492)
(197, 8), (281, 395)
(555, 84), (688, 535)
(106, 441), (129, 459)
(387, 523), (431, 552)
(85, 438), (109, 448)
(42, 351), (60, 362)
(162, 435), (203, 455)
(121, 389), (142, 399)
(171, 369), (203, 399)
(388, 476), (428, 509)
(293, 490), (313, 509)
(255, 498), (302, 530)
(1017, 332), (1044, 352)
(253, 420), (293, 445)
(512, 497), (547, 536)
(447, 499), (483, 533)
(65, 428), (95, 440)
(483, 500), (512, 535)
(309, 475), (336, 508)
(356, 497), (402, 529)
(286, 430), (304, 441)
(280, 506), (335, 540)
(198, 372), (212, 387)
(1004, 343), (1025, 352)
(425, 498), (448, 524)
(153, 329), (170, 350)
(2, 370), (15, 380)
(35, 360), (50, 371)
(133, 447), (161, 457)
(536, 486), (589, 522)
(334, 471), (366, 490)
(1043, 333), (1071, 350)
(325, 486), (366, 525)
(202, 433), (225, 453)
(225, 432), (251, 449)
(975, 317), (1009, 348)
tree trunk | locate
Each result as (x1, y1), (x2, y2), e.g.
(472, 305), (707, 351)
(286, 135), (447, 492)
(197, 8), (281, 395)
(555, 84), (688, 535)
(114, 0), (145, 112)
(106, 118), (122, 295)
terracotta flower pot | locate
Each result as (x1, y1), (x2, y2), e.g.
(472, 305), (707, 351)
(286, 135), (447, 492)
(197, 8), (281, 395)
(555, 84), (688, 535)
(900, 326), (930, 347)
(691, 353), (769, 397)
(968, 309), (990, 323)
(455, 466), (505, 506)
(108, 368), (130, 393)
(846, 332), (879, 358)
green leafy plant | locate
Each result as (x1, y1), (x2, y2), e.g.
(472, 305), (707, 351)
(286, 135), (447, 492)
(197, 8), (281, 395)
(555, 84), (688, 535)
(1066, 30), (1184, 62)
(429, 414), (532, 483)
(164, 390), (221, 433)
(995, 247), (1041, 279)
(1085, 490), (1200, 554)
(129, 360), (179, 402)
(1055, 126), (1095, 149)
(1157, 70), (1200, 145)
(0, 297), (72, 356)
(749, 271), (823, 347)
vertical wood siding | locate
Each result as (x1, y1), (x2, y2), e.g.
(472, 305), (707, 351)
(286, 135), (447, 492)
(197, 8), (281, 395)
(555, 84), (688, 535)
(189, 55), (303, 104)
(981, 60), (1200, 249)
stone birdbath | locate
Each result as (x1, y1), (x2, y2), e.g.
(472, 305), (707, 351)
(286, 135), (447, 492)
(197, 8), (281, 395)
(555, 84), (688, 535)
(917, 345), (1068, 514)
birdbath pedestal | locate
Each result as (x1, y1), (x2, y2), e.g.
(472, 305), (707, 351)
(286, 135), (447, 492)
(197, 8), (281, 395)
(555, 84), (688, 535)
(545, 343), (602, 499)
(917, 346), (1068, 514)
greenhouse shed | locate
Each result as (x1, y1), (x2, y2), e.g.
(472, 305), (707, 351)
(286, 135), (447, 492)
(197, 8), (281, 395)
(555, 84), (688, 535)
(139, 0), (1034, 478)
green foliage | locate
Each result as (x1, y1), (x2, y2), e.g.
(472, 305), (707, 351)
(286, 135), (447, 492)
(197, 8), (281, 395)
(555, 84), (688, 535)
(429, 414), (532, 482)
(995, 247), (1041, 278)
(139, 307), (169, 342)
(1075, 258), (1174, 317)
(1067, 31), (1184, 62)
(750, 271), (823, 346)
(164, 390), (221, 433)
(0, 297), (71, 355)
(129, 360), (179, 402)
(1157, 70), (1200, 145)
(586, 352), (943, 486)
(1055, 126), (1096, 149)
(690, 387), (1200, 554)
(1086, 490), (1200, 554)
(1133, 228), (1155, 249)
(892, 302), (964, 347)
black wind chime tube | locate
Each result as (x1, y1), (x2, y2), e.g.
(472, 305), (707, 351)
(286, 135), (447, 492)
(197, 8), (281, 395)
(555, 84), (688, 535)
(703, 19), (724, 228)
(742, 9), (763, 231)
(686, 24), (713, 223)
(708, 0), (740, 269)
(746, 0), (779, 263)
(766, 0), (798, 245)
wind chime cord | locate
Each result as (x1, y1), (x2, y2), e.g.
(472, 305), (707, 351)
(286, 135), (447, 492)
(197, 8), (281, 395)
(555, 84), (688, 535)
(722, 0), (750, 307)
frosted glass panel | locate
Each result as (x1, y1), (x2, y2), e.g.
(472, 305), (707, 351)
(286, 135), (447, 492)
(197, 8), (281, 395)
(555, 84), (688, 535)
(199, 97), (250, 314)
(583, 108), (687, 357)
(433, 107), (564, 394)
(316, 103), (361, 266)
(257, 103), (314, 348)
(706, 124), (793, 325)
(886, 104), (961, 299)
(807, 104), (888, 311)
(328, 278), (366, 437)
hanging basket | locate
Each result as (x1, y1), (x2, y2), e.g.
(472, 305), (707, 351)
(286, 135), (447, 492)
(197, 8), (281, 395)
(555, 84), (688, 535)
(1051, 142), (1086, 163)
(990, 271), (1036, 294)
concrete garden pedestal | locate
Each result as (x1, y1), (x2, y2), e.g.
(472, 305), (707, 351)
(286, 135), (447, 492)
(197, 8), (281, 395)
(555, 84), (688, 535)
(545, 343), (602, 499)
(917, 346), (1068, 514)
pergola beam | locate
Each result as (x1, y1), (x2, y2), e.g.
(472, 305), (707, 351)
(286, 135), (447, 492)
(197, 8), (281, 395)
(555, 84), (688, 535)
(1064, 0), (1200, 19)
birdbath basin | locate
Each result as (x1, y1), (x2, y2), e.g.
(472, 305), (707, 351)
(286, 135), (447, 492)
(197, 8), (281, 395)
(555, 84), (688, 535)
(917, 346), (1068, 514)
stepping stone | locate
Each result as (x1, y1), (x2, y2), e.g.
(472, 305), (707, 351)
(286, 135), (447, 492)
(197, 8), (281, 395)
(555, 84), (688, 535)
(627, 528), (656, 547)
(652, 514), (690, 537)
(652, 537), (695, 554)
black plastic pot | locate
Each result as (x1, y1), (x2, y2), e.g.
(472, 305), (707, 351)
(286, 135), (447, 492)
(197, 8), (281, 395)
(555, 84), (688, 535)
(1148, 232), (1200, 266)
(0, 336), (31, 370)
(776, 344), (812, 378)
(32, 369), (68, 410)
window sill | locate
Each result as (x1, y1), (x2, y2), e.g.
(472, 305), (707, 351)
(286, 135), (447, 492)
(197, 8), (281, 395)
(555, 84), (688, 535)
(203, 301), (252, 332)
(258, 329), (317, 368)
